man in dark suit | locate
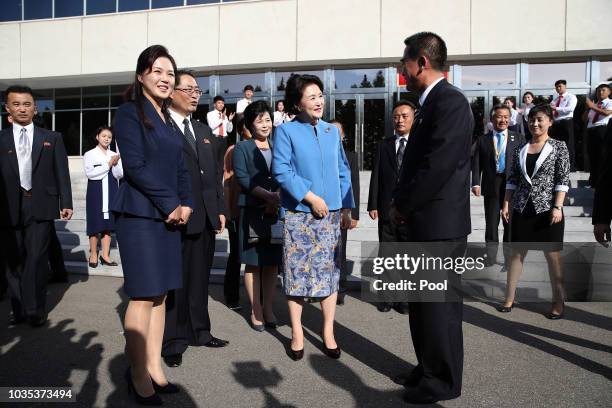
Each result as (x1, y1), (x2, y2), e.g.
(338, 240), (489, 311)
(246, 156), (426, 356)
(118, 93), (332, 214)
(593, 121), (612, 246)
(390, 32), (474, 404)
(367, 100), (416, 314)
(162, 71), (228, 368)
(472, 105), (525, 269)
(0, 85), (73, 327)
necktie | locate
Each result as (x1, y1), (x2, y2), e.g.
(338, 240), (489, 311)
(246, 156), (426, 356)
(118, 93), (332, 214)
(592, 101), (603, 124)
(182, 118), (197, 153)
(18, 128), (32, 190)
(496, 132), (506, 173)
(218, 112), (224, 137)
(397, 137), (407, 169)
(554, 95), (563, 118)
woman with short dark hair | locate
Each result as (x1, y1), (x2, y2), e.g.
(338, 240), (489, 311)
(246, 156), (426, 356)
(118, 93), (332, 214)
(500, 104), (570, 319)
(272, 74), (354, 360)
(232, 100), (282, 331)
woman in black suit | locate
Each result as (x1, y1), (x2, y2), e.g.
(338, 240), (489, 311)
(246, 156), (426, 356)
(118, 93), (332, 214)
(112, 45), (192, 404)
(500, 104), (570, 319)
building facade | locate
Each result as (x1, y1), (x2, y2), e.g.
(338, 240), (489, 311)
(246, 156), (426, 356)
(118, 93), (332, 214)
(1, 0), (611, 169)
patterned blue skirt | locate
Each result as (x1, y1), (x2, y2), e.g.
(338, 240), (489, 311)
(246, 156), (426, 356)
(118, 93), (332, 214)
(282, 210), (341, 297)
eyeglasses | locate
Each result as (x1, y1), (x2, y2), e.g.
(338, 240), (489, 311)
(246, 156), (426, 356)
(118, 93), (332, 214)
(175, 87), (203, 96)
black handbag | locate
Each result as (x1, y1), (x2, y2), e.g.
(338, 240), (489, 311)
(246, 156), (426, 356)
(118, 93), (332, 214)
(247, 208), (281, 244)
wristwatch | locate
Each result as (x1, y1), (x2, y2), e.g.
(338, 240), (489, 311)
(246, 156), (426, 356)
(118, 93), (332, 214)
(553, 205), (563, 210)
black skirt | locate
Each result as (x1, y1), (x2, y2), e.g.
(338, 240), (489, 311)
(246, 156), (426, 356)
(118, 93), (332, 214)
(511, 202), (564, 251)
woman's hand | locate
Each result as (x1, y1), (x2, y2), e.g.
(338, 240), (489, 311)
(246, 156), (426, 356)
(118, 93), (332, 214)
(178, 206), (193, 225)
(108, 155), (120, 168)
(550, 208), (563, 225)
(165, 205), (182, 225)
(309, 195), (329, 219)
(340, 209), (352, 229)
(501, 202), (510, 224)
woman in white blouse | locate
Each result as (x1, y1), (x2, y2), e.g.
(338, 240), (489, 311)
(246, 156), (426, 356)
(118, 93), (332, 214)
(83, 126), (123, 267)
(273, 100), (294, 127)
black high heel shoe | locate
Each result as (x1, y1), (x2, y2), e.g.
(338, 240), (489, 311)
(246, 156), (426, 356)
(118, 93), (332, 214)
(548, 303), (565, 320)
(288, 347), (304, 361)
(88, 256), (98, 268)
(100, 257), (118, 266)
(152, 379), (180, 394)
(125, 368), (163, 406)
(496, 302), (514, 313)
(322, 343), (341, 359)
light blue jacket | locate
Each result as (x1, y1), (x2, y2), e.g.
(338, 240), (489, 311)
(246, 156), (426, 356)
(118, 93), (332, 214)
(272, 118), (354, 213)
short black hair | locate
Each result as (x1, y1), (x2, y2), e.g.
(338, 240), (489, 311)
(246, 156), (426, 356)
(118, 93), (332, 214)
(403, 32), (447, 71)
(5, 85), (35, 100)
(554, 79), (567, 86)
(490, 104), (511, 118)
(213, 95), (225, 103)
(284, 74), (324, 115)
(243, 84), (254, 92)
(275, 99), (285, 111)
(503, 97), (515, 107)
(393, 99), (417, 112)
(596, 83), (611, 92)
(528, 103), (554, 121)
(95, 125), (112, 138)
(243, 100), (273, 134)
(175, 69), (196, 87)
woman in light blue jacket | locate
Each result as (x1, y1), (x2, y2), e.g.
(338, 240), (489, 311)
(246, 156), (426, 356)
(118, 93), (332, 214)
(272, 74), (354, 361)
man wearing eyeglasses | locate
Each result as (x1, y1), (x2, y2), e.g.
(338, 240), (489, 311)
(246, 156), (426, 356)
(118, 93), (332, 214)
(367, 100), (416, 314)
(163, 71), (228, 369)
(207, 95), (234, 138)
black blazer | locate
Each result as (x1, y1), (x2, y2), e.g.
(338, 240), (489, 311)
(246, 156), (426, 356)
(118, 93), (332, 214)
(233, 139), (279, 208)
(593, 123), (612, 225)
(172, 117), (225, 234)
(345, 149), (360, 220)
(393, 79), (474, 241)
(368, 135), (400, 221)
(471, 130), (525, 196)
(0, 126), (72, 227)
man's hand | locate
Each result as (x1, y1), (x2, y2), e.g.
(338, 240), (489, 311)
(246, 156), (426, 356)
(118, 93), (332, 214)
(368, 210), (378, 220)
(60, 208), (73, 220)
(216, 214), (226, 234)
(594, 224), (611, 247)
(349, 219), (358, 229)
(501, 204), (510, 224)
(389, 205), (407, 225)
(472, 186), (481, 197)
(228, 112), (235, 121)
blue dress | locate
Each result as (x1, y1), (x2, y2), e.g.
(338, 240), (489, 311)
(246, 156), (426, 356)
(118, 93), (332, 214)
(111, 99), (192, 298)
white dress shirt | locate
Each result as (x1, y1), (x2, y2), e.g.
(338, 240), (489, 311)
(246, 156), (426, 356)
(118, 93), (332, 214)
(418, 76), (445, 106)
(12, 122), (34, 155)
(273, 111), (291, 127)
(509, 108), (519, 126)
(552, 92), (577, 121)
(206, 109), (234, 137)
(236, 98), (252, 114)
(395, 133), (410, 153)
(587, 98), (612, 128)
(169, 109), (195, 138)
(83, 146), (123, 219)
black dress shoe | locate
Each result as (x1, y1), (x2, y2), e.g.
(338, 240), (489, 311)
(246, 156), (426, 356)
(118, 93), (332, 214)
(204, 337), (229, 348)
(376, 302), (392, 312)
(322, 344), (341, 359)
(496, 302), (514, 313)
(99, 257), (118, 266)
(152, 379), (180, 394)
(163, 354), (182, 368)
(88, 260), (98, 268)
(8, 314), (26, 327)
(391, 368), (422, 387)
(28, 314), (47, 327)
(49, 274), (69, 283)
(393, 302), (410, 315)
(402, 388), (439, 404)
(125, 368), (162, 406)
(288, 348), (304, 361)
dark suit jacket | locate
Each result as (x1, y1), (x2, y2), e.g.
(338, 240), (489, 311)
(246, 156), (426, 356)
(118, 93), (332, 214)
(173, 117), (225, 234)
(593, 123), (612, 225)
(393, 79), (474, 241)
(345, 149), (360, 220)
(471, 130), (525, 196)
(233, 139), (279, 208)
(111, 100), (192, 220)
(0, 126), (72, 227)
(368, 135), (400, 221)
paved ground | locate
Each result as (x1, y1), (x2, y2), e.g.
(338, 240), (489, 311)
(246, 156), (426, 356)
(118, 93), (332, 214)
(0, 276), (610, 407)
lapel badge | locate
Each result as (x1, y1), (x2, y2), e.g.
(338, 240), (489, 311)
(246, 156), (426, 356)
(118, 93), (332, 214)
(203, 139), (210, 144)
(43, 141), (52, 147)
(8, 150), (13, 154)
(510, 135), (514, 142)
(325, 127), (330, 133)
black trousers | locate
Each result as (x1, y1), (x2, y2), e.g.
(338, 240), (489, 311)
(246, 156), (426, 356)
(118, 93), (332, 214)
(378, 219), (410, 243)
(406, 236), (466, 400)
(2, 193), (51, 317)
(484, 174), (511, 265)
(0, 253), (7, 298)
(587, 126), (607, 186)
(223, 218), (241, 304)
(48, 223), (67, 281)
(551, 119), (575, 169)
(163, 225), (215, 356)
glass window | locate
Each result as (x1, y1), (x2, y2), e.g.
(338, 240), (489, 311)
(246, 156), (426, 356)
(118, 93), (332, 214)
(275, 70), (324, 92)
(0, 0), (21, 21)
(34, 112), (53, 130)
(83, 86), (109, 109)
(119, 0), (149, 11)
(528, 62), (587, 87)
(192, 104), (210, 125)
(334, 69), (386, 90)
(25, 0), (52, 20)
(86, 0), (116, 15)
(461, 65), (516, 89)
(600, 61), (612, 82)
(82, 110), (110, 154)
(33, 89), (55, 112)
(111, 85), (129, 107)
(466, 96), (485, 142)
(55, 0), (84, 17)
(187, 0), (219, 4)
(55, 88), (81, 110)
(55, 111), (81, 156)
(218, 73), (267, 94)
(196, 76), (210, 95)
(152, 0), (183, 8)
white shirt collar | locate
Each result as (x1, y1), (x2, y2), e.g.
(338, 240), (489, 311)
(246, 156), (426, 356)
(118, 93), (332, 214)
(418, 76), (445, 106)
(168, 109), (188, 127)
(395, 133), (409, 140)
(12, 122), (34, 138)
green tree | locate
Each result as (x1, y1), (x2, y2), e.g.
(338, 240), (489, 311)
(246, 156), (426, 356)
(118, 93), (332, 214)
(360, 74), (372, 88)
(372, 70), (385, 88)
(277, 77), (285, 91)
